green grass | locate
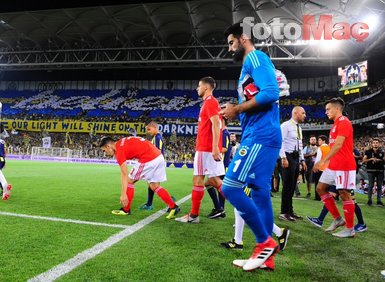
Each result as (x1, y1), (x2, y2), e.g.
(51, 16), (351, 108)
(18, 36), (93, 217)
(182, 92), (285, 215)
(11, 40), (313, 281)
(1, 160), (385, 281)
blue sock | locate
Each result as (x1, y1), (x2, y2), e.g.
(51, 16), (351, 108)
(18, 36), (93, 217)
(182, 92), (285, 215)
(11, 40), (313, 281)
(206, 187), (221, 210)
(355, 203), (364, 224)
(318, 205), (328, 222)
(222, 177), (268, 243)
(146, 187), (154, 206)
(251, 187), (274, 236)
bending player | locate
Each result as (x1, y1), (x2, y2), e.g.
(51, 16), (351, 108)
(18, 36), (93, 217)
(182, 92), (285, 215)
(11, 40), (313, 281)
(99, 136), (179, 219)
(0, 138), (12, 200)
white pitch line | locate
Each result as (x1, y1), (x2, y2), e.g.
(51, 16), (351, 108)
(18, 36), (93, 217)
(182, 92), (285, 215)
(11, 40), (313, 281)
(28, 194), (192, 282)
(0, 211), (130, 229)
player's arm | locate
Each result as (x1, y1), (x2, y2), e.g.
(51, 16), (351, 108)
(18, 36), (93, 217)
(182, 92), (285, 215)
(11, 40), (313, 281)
(210, 114), (221, 161)
(119, 162), (129, 206)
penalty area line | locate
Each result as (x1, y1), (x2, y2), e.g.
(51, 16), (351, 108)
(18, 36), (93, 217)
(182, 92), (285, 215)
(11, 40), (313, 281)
(28, 193), (192, 282)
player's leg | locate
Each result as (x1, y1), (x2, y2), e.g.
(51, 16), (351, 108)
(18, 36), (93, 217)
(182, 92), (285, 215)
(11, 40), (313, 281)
(223, 144), (279, 271)
(332, 170), (356, 238)
(352, 190), (367, 232)
(175, 174), (204, 223)
(175, 151), (205, 223)
(148, 182), (179, 219)
(220, 208), (244, 250)
(139, 188), (154, 210)
(205, 176), (224, 218)
(272, 224), (290, 251)
(0, 169), (10, 200)
(206, 185), (222, 217)
(111, 178), (135, 215)
(317, 171), (345, 232)
(141, 155), (179, 219)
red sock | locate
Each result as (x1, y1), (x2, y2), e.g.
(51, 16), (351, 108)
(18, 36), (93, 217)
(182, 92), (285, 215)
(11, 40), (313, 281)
(155, 186), (175, 208)
(123, 183), (135, 212)
(191, 185), (205, 216)
(343, 200), (355, 229)
(321, 193), (340, 219)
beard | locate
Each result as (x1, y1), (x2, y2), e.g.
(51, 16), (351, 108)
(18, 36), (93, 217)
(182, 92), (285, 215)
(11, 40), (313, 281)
(231, 46), (245, 63)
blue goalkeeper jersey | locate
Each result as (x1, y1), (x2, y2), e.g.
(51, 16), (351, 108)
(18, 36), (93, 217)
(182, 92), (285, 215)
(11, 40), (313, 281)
(237, 50), (282, 148)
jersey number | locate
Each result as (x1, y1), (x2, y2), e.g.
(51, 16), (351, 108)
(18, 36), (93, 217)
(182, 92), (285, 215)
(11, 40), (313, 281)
(233, 159), (242, 172)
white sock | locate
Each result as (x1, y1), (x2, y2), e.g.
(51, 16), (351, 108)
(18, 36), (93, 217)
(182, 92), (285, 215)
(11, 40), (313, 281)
(273, 224), (282, 237)
(234, 208), (245, 244)
(0, 170), (8, 192)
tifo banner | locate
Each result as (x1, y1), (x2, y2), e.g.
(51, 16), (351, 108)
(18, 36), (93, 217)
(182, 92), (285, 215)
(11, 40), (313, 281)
(158, 123), (198, 136)
(1, 119), (146, 135)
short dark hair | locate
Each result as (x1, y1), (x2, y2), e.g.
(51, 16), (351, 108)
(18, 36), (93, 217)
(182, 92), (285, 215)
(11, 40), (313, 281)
(324, 97), (345, 109)
(310, 135), (316, 138)
(318, 135), (328, 142)
(99, 136), (115, 147)
(224, 22), (255, 44)
(224, 22), (243, 39)
(200, 76), (216, 90)
(372, 137), (381, 143)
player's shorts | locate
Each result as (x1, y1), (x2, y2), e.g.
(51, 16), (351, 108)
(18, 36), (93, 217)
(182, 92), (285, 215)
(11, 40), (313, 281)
(129, 155), (167, 183)
(0, 157), (5, 170)
(225, 140), (280, 187)
(319, 168), (356, 190)
(194, 151), (225, 178)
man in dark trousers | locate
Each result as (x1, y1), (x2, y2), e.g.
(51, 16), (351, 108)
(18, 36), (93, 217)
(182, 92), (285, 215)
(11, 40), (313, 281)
(279, 106), (307, 221)
(362, 137), (384, 206)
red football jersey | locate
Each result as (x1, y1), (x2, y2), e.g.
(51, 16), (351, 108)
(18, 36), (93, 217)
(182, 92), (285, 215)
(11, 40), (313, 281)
(196, 95), (222, 152)
(328, 116), (356, 170)
(115, 137), (161, 166)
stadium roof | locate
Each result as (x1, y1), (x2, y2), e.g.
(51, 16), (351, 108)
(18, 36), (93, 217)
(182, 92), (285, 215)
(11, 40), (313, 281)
(0, 0), (384, 70)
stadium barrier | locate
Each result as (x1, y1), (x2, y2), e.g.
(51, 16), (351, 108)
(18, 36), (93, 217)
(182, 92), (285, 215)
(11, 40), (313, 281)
(7, 154), (193, 168)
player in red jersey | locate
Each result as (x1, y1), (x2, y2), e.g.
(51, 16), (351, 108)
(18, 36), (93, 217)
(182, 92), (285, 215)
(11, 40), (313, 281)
(313, 98), (356, 238)
(175, 77), (225, 223)
(99, 136), (179, 219)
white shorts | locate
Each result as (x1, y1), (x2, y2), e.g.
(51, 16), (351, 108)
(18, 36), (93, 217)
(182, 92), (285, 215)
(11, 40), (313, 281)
(319, 169), (356, 190)
(129, 155), (167, 183)
(193, 151), (225, 178)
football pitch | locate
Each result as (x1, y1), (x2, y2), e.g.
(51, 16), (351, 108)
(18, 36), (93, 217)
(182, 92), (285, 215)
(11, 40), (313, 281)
(1, 160), (384, 281)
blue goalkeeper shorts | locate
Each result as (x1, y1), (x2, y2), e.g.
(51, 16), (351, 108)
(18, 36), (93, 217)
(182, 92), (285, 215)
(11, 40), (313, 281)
(226, 140), (279, 188)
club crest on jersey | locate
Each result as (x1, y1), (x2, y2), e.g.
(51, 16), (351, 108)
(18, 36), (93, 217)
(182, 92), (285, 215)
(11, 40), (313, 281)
(239, 147), (248, 157)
